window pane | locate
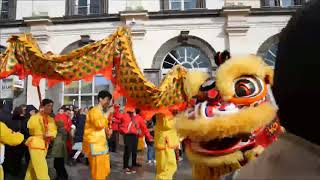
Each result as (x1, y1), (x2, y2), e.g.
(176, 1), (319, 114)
(81, 96), (93, 109)
(64, 96), (79, 106)
(198, 53), (210, 68)
(171, 0), (182, 10)
(0, 0), (9, 19)
(78, 0), (87, 6)
(64, 81), (79, 94)
(264, 0), (281, 6)
(94, 76), (111, 94)
(282, 0), (293, 7)
(81, 80), (92, 94)
(77, 0), (88, 15)
(186, 46), (198, 62)
(90, 0), (100, 14)
(163, 54), (178, 69)
(184, 0), (196, 10)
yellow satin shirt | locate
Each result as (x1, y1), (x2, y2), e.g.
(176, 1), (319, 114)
(154, 114), (180, 150)
(0, 122), (24, 163)
(0, 122), (24, 180)
(25, 113), (57, 150)
(83, 105), (109, 156)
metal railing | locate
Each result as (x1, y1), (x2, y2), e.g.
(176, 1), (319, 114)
(72, 5), (101, 16)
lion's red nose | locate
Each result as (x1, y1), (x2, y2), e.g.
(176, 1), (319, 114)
(207, 89), (219, 99)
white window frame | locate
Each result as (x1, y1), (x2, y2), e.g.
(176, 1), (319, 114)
(169, 0), (196, 10)
(161, 46), (211, 79)
(74, 0), (100, 15)
(62, 75), (110, 108)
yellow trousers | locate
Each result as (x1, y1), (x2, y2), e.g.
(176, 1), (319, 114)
(155, 149), (177, 180)
(0, 165), (3, 180)
(25, 149), (49, 180)
(88, 154), (110, 180)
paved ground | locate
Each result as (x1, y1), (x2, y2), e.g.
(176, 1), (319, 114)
(5, 146), (192, 180)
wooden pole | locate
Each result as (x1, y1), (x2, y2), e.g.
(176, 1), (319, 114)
(37, 85), (42, 103)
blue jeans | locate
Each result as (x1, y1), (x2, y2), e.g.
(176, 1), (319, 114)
(147, 144), (155, 161)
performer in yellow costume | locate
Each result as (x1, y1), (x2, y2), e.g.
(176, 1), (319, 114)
(83, 90), (113, 180)
(0, 122), (24, 180)
(25, 99), (57, 180)
(154, 112), (180, 180)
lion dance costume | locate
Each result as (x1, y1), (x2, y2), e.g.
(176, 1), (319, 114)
(175, 55), (283, 180)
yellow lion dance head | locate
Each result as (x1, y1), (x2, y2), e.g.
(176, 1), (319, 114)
(176, 55), (283, 180)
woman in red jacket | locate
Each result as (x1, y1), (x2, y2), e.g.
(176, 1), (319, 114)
(119, 109), (153, 174)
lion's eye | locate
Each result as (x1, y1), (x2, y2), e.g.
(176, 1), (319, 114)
(234, 77), (262, 97)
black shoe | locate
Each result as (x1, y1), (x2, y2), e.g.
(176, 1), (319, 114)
(132, 163), (142, 167)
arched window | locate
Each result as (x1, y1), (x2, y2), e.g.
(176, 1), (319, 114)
(153, 35), (216, 80)
(257, 34), (279, 66)
(162, 45), (211, 75)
